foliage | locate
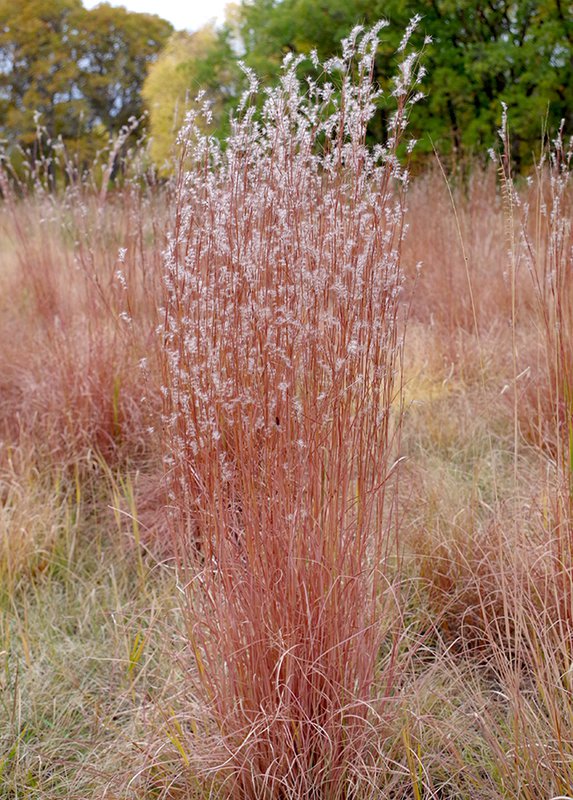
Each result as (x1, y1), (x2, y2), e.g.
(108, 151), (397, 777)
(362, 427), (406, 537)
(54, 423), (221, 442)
(163, 0), (572, 168)
(396, 0), (573, 164)
(0, 0), (172, 165)
(2, 0), (570, 171)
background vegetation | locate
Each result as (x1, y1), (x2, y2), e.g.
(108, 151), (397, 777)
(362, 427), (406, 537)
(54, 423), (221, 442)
(1, 1), (572, 172)
(0, 0), (172, 168)
(224, 0), (573, 164)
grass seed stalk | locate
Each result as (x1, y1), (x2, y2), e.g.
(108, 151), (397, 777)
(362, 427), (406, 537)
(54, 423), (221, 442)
(160, 23), (424, 799)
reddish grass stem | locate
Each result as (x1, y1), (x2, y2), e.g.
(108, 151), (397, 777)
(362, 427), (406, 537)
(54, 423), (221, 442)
(160, 24), (424, 798)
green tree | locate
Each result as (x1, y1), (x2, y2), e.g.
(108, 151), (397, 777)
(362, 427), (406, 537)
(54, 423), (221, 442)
(387, 0), (573, 163)
(234, 0), (573, 166)
(0, 0), (87, 149)
(0, 0), (172, 165)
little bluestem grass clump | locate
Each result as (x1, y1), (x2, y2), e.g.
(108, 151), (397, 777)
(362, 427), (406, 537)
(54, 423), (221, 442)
(159, 23), (425, 799)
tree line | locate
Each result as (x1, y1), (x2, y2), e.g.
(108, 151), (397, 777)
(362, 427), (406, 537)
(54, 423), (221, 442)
(1, 0), (571, 175)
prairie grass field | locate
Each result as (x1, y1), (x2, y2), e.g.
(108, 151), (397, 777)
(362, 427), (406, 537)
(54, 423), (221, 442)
(1, 29), (573, 800)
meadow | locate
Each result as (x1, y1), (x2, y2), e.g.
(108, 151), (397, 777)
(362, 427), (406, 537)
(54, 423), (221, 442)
(1, 26), (572, 799)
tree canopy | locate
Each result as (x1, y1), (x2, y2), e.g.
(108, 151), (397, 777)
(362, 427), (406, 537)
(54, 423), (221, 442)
(233, 0), (573, 164)
(0, 0), (172, 163)
(149, 0), (572, 168)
